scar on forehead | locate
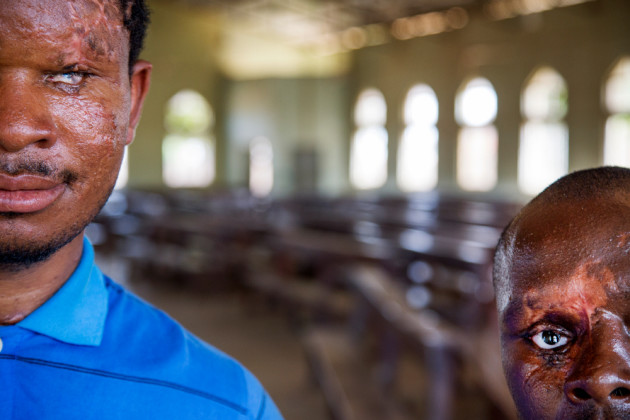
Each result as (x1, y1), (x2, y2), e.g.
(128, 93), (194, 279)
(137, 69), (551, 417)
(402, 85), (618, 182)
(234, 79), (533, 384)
(615, 232), (630, 253)
(521, 262), (612, 323)
(87, 34), (105, 56)
(66, 0), (123, 58)
(584, 261), (619, 293)
(71, 0), (123, 20)
(55, 52), (72, 68)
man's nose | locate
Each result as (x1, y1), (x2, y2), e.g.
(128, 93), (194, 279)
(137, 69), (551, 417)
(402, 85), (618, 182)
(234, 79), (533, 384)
(564, 312), (630, 407)
(0, 74), (57, 152)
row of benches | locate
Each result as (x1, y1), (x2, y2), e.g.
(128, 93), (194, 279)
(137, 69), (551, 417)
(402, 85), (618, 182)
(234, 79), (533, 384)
(257, 195), (519, 419)
(91, 189), (522, 420)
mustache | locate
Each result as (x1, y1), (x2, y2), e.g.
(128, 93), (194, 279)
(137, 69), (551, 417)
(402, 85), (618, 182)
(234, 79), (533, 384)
(0, 159), (78, 184)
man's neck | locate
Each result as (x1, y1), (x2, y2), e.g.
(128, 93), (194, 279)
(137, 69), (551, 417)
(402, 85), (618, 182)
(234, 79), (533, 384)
(0, 234), (84, 325)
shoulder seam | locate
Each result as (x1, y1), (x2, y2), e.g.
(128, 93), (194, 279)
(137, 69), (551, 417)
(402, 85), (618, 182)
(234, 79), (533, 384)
(0, 354), (248, 415)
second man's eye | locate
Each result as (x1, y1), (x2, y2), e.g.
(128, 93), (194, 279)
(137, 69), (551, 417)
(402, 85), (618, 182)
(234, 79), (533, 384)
(532, 330), (569, 350)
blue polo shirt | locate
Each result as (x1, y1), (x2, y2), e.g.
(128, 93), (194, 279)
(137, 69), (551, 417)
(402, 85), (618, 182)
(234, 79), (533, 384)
(0, 239), (283, 419)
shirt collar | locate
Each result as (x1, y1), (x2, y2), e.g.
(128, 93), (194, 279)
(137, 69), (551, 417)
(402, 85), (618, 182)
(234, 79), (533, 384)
(18, 237), (108, 347)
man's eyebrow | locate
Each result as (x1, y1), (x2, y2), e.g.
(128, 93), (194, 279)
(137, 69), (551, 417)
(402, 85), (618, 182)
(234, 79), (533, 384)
(53, 51), (84, 68)
(502, 300), (529, 328)
(55, 55), (70, 67)
(61, 64), (80, 71)
(503, 293), (560, 319)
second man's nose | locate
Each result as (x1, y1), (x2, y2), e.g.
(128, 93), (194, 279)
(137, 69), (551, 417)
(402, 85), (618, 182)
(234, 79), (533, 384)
(564, 312), (630, 408)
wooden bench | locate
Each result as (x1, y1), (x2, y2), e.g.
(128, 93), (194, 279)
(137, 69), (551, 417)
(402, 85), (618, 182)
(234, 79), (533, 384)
(262, 196), (520, 419)
(94, 190), (521, 419)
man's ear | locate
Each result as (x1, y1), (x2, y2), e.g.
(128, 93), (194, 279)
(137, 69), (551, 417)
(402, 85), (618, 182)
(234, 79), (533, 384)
(126, 60), (152, 145)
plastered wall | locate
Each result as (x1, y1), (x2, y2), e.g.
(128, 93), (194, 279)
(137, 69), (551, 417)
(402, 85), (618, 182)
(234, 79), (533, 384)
(130, 0), (630, 199)
(349, 0), (630, 199)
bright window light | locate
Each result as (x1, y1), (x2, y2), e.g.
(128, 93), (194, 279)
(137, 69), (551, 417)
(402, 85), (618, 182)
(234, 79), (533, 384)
(350, 126), (388, 189)
(249, 136), (274, 197)
(604, 115), (630, 166)
(114, 147), (129, 190)
(350, 88), (389, 190)
(457, 126), (498, 191)
(519, 67), (569, 195)
(518, 122), (568, 195)
(404, 84), (439, 126)
(165, 89), (213, 134)
(604, 57), (630, 167)
(162, 90), (215, 188)
(456, 77), (498, 127)
(398, 84), (439, 192)
(522, 67), (568, 121)
(456, 77), (498, 191)
(605, 57), (630, 115)
(163, 135), (215, 188)
(354, 88), (387, 126)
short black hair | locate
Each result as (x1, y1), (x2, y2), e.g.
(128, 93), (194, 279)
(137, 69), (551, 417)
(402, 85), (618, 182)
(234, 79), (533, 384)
(493, 166), (630, 310)
(119, 0), (150, 73)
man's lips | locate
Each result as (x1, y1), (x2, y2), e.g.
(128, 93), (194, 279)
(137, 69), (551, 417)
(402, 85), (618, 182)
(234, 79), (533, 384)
(0, 174), (65, 213)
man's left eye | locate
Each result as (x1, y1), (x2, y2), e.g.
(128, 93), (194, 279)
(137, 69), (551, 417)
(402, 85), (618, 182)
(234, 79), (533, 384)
(48, 72), (85, 85)
(531, 330), (569, 350)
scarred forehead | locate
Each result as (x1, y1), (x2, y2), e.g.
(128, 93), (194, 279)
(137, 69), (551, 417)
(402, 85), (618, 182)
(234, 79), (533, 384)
(501, 197), (630, 320)
(0, 0), (122, 30)
(0, 0), (127, 65)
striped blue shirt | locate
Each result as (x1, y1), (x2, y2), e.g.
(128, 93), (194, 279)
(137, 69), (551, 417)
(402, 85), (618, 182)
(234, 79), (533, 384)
(0, 238), (283, 419)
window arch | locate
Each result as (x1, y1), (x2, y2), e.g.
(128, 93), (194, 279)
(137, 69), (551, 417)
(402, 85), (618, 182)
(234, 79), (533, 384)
(162, 90), (215, 188)
(249, 136), (274, 197)
(350, 88), (388, 190)
(603, 57), (630, 167)
(455, 77), (498, 191)
(518, 66), (569, 195)
(397, 84), (439, 192)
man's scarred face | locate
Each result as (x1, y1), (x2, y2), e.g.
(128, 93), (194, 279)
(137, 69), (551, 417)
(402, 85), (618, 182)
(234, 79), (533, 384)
(0, 0), (148, 267)
(499, 199), (630, 419)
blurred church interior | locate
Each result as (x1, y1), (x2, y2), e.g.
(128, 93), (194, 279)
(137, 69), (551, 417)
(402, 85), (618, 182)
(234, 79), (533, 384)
(90, 0), (630, 418)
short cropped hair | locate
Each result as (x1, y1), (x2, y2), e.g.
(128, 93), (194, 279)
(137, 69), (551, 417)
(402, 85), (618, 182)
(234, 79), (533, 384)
(119, 0), (150, 73)
(493, 166), (630, 310)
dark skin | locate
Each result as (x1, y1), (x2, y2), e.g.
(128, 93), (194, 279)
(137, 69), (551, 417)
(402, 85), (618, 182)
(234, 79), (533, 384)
(498, 196), (630, 419)
(0, 0), (151, 324)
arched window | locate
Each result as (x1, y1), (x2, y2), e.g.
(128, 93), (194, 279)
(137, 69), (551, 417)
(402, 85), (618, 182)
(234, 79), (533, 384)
(455, 77), (498, 191)
(350, 88), (388, 190)
(162, 90), (215, 188)
(603, 57), (630, 167)
(114, 148), (129, 190)
(518, 67), (569, 195)
(249, 136), (274, 197)
(397, 84), (439, 192)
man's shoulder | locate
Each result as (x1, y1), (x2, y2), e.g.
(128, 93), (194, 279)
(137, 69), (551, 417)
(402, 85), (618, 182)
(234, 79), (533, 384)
(99, 277), (282, 419)
(102, 277), (249, 386)
(102, 278), (235, 369)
